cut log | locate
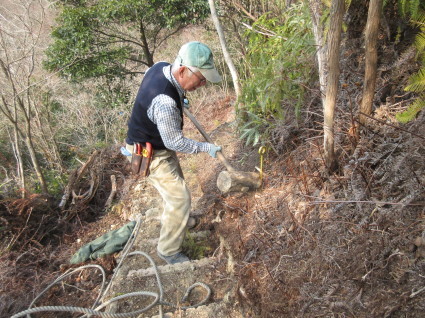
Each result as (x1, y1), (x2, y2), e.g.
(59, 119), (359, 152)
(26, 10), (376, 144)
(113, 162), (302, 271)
(217, 171), (261, 194)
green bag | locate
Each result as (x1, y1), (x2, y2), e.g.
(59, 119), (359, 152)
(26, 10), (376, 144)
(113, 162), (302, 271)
(70, 221), (136, 264)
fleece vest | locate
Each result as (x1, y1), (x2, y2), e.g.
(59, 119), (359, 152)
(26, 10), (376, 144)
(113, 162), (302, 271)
(126, 62), (182, 150)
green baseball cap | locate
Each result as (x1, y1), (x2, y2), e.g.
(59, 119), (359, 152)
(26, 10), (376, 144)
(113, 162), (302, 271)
(176, 41), (222, 83)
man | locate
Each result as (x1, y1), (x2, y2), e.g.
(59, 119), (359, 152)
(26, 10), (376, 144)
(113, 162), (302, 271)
(125, 42), (222, 264)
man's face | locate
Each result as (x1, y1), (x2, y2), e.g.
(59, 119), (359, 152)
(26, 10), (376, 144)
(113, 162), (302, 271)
(177, 66), (207, 91)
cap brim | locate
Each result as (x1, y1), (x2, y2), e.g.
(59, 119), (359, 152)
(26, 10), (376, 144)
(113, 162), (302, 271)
(200, 68), (222, 83)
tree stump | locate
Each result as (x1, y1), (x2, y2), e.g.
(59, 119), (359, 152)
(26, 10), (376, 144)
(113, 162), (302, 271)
(217, 171), (261, 194)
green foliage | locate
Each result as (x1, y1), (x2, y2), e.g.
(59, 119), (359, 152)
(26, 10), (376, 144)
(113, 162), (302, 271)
(396, 96), (425, 122)
(44, 170), (68, 196)
(182, 231), (211, 260)
(29, 168), (66, 195)
(405, 68), (425, 92)
(238, 2), (315, 146)
(44, 0), (209, 82)
(400, 11), (425, 123)
(398, 0), (423, 19)
(239, 112), (268, 146)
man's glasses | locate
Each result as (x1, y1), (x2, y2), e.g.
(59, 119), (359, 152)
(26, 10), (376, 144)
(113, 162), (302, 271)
(187, 67), (206, 84)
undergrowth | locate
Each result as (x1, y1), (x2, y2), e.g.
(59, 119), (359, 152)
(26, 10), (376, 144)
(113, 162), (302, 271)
(398, 3), (425, 122)
(238, 1), (315, 146)
(182, 230), (212, 260)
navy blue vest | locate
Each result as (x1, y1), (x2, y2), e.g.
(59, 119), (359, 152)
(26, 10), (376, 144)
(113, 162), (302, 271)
(126, 62), (183, 150)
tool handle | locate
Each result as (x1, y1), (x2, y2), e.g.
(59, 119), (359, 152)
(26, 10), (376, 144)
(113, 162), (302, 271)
(183, 108), (235, 172)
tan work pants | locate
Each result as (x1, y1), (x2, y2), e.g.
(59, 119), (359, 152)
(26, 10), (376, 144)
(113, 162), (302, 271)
(126, 144), (190, 256)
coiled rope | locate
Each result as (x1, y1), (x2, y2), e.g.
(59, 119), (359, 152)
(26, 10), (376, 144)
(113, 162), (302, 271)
(11, 216), (211, 318)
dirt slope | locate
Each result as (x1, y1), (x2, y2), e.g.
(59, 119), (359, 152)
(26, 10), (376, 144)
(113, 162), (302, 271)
(3, 86), (424, 318)
(2, 43), (425, 318)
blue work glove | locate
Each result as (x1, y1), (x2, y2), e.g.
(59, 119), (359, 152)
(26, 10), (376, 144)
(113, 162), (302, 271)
(183, 98), (190, 109)
(208, 144), (222, 158)
(120, 146), (132, 157)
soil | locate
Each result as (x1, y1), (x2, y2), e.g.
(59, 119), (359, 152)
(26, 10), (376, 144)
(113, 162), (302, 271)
(1, 42), (425, 318)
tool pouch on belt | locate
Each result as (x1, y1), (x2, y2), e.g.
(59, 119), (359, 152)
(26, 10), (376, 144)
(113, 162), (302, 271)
(131, 142), (153, 177)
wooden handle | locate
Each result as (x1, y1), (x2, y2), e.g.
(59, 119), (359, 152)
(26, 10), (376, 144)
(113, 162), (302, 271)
(183, 108), (235, 172)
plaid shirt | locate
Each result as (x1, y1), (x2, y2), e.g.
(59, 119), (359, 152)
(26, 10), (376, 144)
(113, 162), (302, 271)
(146, 64), (212, 154)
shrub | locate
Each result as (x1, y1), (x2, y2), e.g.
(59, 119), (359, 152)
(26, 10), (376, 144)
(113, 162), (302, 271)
(238, 2), (315, 145)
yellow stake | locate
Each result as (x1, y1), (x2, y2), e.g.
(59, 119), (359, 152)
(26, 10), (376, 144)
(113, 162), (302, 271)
(258, 146), (266, 181)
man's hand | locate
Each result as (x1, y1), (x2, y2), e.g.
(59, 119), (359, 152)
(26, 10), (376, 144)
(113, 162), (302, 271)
(208, 144), (222, 158)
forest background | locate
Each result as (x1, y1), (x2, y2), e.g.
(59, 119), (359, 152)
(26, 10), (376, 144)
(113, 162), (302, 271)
(1, 0), (424, 317)
(1, 0), (424, 200)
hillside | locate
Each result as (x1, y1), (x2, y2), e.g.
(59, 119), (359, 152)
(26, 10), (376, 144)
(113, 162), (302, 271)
(2, 70), (424, 317)
(1, 2), (425, 317)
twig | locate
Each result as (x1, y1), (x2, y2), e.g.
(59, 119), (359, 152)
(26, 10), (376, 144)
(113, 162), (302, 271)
(240, 22), (285, 39)
(361, 268), (375, 281)
(387, 98), (415, 108)
(220, 201), (248, 214)
(357, 112), (425, 140)
(262, 261), (281, 290)
(302, 195), (424, 206)
(232, 1), (257, 21)
(410, 286), (425, 298)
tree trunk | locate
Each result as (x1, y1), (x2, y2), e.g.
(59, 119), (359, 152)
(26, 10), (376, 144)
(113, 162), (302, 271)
(140, 20), (154, 67)
(309, 0), (327, 105)
(323, 0), (345, 172)
(33, 98), (64, 171)
(208, 0), (241, 98)
(10, 126), (26, 198)
(359, 0), (383, 125)
(24, 125), (49, 194)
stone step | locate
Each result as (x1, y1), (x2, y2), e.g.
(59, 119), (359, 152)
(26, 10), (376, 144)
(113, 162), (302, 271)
(151, 301), (244, 318)
(128, 256), (217, 278)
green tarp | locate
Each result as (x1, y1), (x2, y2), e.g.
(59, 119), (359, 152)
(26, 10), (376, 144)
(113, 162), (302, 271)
(70, 221), (136, 264)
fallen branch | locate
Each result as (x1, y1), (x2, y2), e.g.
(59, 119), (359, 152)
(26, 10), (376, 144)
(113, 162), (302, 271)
(410, 286), (425, 298)
(59, 150), (99, 209)
(302, 195), (425, 206)
(72, 179), (95, 204)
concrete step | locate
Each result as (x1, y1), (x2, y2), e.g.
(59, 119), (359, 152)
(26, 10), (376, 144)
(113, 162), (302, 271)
(127, 256), (217, 278)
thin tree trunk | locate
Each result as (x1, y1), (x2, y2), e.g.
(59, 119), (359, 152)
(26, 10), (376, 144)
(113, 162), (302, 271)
(10, 127), (26, 198)
(208, 0), (241, 98)
(323, 0), (345, 172)
(309, 0), (327, 105)
(17, 95), (49, 194)
(33, 99), (64, 171)
(359, 0), (383, 124)
(140, 20), (154, 67)
(24, 123), (49, 194)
